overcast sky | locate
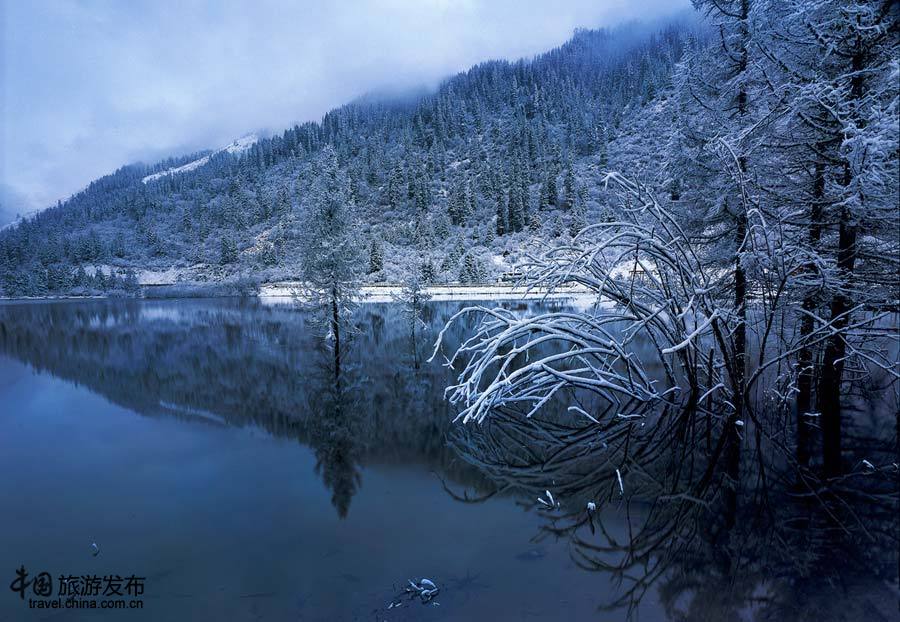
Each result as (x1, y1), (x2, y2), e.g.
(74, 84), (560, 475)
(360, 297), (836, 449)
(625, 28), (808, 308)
(0, 0), (689, 225)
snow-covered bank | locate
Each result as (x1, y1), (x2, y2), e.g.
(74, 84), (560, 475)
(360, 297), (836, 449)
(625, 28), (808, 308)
(2, 283), (602, 306)
(259, 282), (596, 304)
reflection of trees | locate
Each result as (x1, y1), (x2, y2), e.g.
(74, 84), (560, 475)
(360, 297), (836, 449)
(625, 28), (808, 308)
(307, 375), (364, 518)
(4, 299), (893, 610)
(447, 394), (899, 620)
(0, 299), (506, 512)
(304, 317), (366, 518)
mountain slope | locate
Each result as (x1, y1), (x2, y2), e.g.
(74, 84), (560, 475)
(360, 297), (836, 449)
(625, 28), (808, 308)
(0, 18), (697, 296)
(141, 134), (259, 184)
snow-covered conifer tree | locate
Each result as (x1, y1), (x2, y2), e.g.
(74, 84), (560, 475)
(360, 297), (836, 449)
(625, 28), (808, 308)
(297, 145), (364, 382)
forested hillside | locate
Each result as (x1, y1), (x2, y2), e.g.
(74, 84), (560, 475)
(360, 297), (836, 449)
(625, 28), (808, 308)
(1, 2), (895, 310)
(0, 19), (694, 296)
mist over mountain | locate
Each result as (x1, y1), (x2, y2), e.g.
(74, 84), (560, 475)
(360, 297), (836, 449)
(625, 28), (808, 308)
(0, 18), (697, 295)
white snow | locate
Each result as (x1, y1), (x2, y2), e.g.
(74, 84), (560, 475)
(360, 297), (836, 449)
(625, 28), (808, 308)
(137, 267), (186, 285)
(142, 134), (258, 184)
(82, 263), (114, 277)
(141, 156), (212, 184)
(0, 209), (39, 231)
(222, 134), (258, 154)
(258, 282), (597, 304)
(489, 254), (510, 269)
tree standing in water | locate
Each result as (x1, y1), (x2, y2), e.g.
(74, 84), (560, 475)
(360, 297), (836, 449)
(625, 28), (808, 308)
(393, 267), (432, 370)
(297, 145), (363, 386)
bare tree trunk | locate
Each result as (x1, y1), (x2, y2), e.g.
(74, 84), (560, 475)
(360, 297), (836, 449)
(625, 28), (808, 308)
(817, 206), (857, 478)
(795, 160), (825, 469)
(411, 319), (420, 370)
(816, 48), (864, 479)
(734, 214), (747, 410)
(795, 312), (814, 467)
(331, 284), (341, 390)
(728, 211), (747, 525)
(706, 349), (714, 455)
(724, 0), (751, 522)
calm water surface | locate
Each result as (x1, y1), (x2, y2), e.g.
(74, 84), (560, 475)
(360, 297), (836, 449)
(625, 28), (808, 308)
(0, 298), (666, 621)
(1, 298), (896, 622)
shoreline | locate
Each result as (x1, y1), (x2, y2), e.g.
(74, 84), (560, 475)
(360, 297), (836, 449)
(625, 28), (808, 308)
(259, 282), (594, 303)
(1, 283), (596, 304)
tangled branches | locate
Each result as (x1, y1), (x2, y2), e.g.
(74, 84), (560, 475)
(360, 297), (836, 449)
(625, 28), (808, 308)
(432, 174), (734, 426)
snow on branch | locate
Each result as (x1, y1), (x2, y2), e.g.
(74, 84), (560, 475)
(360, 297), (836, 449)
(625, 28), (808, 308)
(432, 174), (729, 425)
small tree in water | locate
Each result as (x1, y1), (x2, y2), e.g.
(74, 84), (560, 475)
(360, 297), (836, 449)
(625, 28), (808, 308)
(297, 145), (363, 384)
(393, 267), (432, 369)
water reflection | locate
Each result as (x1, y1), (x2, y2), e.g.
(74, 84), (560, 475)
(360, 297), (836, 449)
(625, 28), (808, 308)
(448, 395), (898, 620)
(0, 299), (498, 519)
(304, 333), (364, 519)
(0, 299), (895, 620)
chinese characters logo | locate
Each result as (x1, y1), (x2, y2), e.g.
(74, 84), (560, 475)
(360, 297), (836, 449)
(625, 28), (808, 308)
(9, 565), (145, 611)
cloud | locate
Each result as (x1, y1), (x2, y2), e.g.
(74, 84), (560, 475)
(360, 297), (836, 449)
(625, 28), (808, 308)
(0, 183), (29, 226)
(0, 0), (689, 225)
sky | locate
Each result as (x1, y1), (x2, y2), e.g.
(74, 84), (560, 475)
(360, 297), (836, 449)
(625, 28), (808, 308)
(0, 0), (689, 226)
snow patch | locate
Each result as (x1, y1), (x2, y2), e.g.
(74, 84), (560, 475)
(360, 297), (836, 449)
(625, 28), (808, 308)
(0, 209), (40, 231)
(223, 134), (258, 154)
(141, 156), (212, 184)
(142, 134), (258, 184)
(137, 267), (185, 285)
(259, 283), (597, 304)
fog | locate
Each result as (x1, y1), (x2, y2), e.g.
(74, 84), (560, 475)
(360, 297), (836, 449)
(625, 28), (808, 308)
(0, 0), (688, 224)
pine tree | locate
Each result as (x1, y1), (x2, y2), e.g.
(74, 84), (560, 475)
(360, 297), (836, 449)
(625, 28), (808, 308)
(459, 253), (481, 284)
(122, 269), (140, 293)
(368, 238), (384, 274)
(789, 0), (898, 476)
(447, 178), (470, 226)
(276, 187), (291, 216)
(483, 222), (495, 245)
(180, 208), (193, 233)
(597, 125), (609, 169)
(386, 164), (404, 209)
(569, 182), (587, 237)
(544, 171), (558, 208)
(495, 192), (508, 236)
(260, 243), (277, 266)
(562, 162), (576, 210)
(219, 236), (238, 265)
(420, 259), (436, 284)
(446, 184), (459, 225)
(393, 269), (433, 369)
(507, 187), (524, 233)
(298, 145), (364, 382)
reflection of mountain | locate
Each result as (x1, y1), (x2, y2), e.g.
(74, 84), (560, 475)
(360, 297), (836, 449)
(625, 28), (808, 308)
(3, 299), (896, 618)
(0, 299), (520, 509)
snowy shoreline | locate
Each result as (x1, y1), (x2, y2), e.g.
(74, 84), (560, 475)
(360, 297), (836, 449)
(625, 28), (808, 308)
(259, 282), (595, 303)
(1, 283), (597, 304)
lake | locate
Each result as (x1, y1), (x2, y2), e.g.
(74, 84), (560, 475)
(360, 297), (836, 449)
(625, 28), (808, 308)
(0, 299), (896, 621)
